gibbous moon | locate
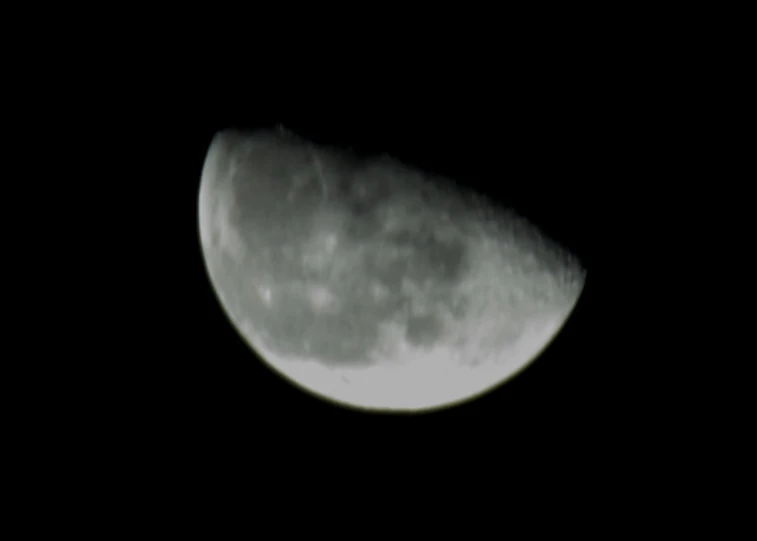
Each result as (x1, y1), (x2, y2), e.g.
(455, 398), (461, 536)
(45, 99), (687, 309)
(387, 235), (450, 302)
(198, 128), (586, 412)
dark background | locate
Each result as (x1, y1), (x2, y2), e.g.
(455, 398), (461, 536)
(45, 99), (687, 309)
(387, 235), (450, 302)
(13, 12), (725, 521)
(63, 44), (669, 491)
(11, 9), (737, 524)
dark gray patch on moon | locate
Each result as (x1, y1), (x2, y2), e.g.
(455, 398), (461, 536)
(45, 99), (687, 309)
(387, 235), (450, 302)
(360, 233), (469, 295)
(251, 224), (470, 367)
(404, 314), (445, 348)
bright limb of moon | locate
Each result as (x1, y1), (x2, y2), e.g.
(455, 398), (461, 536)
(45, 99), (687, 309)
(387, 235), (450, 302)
(255, 307), (570, 412)
(198, 129), (586, 413)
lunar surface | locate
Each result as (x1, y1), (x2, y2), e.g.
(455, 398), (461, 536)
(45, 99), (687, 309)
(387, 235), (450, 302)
(198, 128), (586, 412)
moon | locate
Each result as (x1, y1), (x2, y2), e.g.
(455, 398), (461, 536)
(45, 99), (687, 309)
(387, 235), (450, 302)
(198, 128), (586, 412)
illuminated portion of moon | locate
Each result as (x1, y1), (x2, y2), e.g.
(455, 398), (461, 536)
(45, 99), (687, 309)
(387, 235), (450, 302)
(198, 128), (586, 412)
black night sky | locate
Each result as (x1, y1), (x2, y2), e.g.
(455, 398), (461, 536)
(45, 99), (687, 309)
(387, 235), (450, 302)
(109, 62), (653, 486)
(20, 12), (715, 519)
